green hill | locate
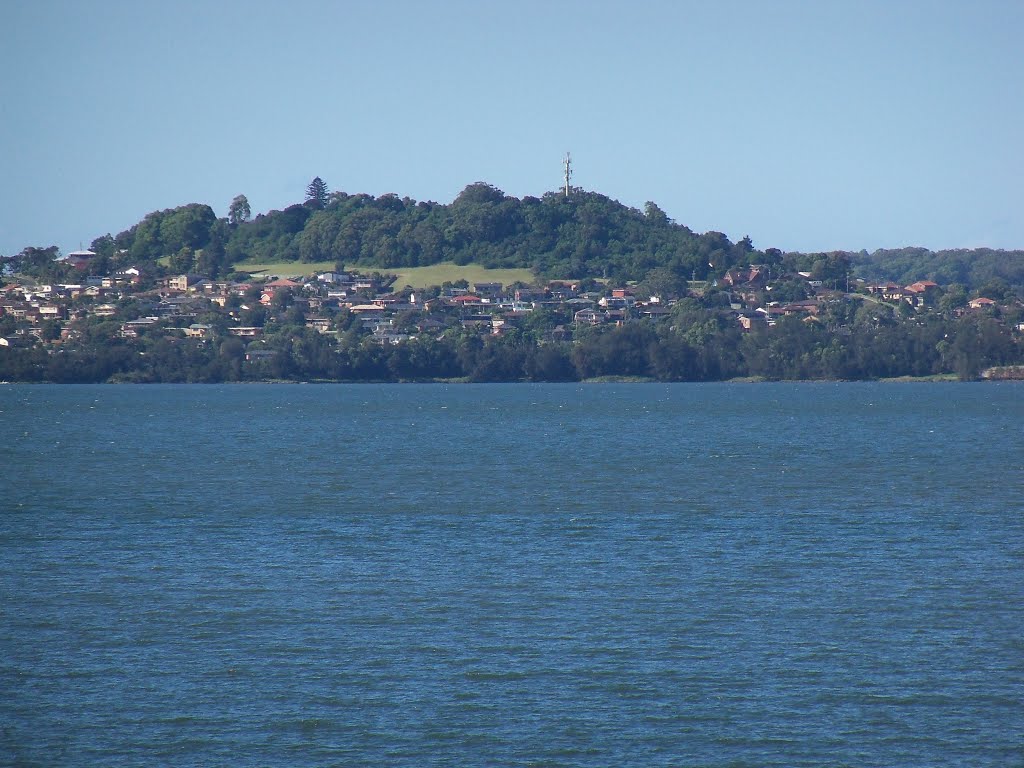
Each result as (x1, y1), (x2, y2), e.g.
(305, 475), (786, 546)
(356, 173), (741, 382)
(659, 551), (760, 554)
(81, 183), (761, 285)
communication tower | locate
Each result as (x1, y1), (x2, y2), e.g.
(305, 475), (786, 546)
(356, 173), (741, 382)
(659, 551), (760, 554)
(563, 152), (573, 197)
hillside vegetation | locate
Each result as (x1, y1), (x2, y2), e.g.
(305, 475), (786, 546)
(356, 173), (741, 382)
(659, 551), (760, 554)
(8, 180), (1023, 295)
(77, 183), (758, 286)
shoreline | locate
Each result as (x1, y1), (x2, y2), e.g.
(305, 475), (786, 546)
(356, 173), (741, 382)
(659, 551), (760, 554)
(5, 375), (1016, 385)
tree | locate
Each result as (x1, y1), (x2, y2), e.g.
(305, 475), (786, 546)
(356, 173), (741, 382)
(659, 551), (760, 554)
(938, 283), (968, 313)
(453, 182), (505, 206)
(169, 247), (195, 274)
(12, 246), (62, 277)
(196, 220), (229, 278)
(644, 201), (669, 224)
(636, 266), (689, 300)
(228, 194), (251, 226)
(90, 234), (116, 260)
(39, 319), (63, 341)
(305, 177), (329, 210)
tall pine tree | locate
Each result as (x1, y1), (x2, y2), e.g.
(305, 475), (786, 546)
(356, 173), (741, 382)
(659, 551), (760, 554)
(305, 177), (329, 209)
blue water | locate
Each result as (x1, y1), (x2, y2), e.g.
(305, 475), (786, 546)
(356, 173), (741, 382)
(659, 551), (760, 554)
(2, 383), (1023, 767)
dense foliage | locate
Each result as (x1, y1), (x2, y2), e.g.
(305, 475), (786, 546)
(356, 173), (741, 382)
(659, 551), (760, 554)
(851, 248), (1024, 296)
(2, 291), (1019, 384)
(6, 181), (1024, 294)
(37, 183), (761, 285)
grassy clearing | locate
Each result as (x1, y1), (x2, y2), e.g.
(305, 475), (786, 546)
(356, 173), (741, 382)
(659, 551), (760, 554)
(233, 260), (536, 288)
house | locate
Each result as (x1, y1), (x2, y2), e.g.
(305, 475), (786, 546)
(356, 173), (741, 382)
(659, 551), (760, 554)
(780, 300), (821, 316)
(372, 294), (403, 308)
(415, 318), (446, 334)
(737, 312), (767, 332)
(93, 304), (118, 317)
(200, 281), (230, 297)
(514, 288), (545, 303)
(184, 324), (214, 339)
(722, 268), (746, 287)
(317, 271), (349, 284)
(491, 311), (528, 335)
(574, 308), (605, 326)
(638, 305), (672, 321)
(882, 286), (916, 305)
(473, 282), (503, 298)
(906, 280), (939, 294)
(599, 295), (635, 309)
(461, 313), (493, 330)
(867, 282), (900, 295)
(448, 295), (483, 307)
(968, 297), (997, 310)
(156, 296), (198, 316)
(746, 266), (768, 285)
(347, 304), (386, 317)
(305, 318), (333, 334)
(37, 304), (67, 320)
(547, 281), (580, 299)
(353, 277), (380, 292)
(259, 277), (302, 305)
(168, 274), (200, 292)
(120, 317), (160, 337)
(115, 267), (141, 281)
(723, 267), (767, 288)
(797, 271), (824, 288)
(63, 250), (95, 270)
(2, 302), (30, 319)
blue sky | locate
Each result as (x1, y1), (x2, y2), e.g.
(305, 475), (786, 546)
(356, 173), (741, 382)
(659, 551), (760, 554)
(2, 0), (1021, 257)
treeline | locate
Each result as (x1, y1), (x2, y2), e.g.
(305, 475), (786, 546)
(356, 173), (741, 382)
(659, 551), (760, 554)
(850, 247), (1024, 296)
(2, 308), (1018, 384)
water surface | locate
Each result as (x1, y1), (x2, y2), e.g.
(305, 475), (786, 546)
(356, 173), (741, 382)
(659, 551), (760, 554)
(2, 383), (1022, 766)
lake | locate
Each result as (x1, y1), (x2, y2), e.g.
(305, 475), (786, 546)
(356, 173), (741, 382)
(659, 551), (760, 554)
(2, 383), (1022, 766)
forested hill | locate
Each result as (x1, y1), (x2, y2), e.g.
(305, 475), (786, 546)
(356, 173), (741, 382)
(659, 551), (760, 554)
(78, 183), (760, 284)
(12, 180), (1024, 293)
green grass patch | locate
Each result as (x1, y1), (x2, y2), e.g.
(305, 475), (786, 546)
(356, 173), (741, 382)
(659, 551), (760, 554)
(233, 260), (537, 288)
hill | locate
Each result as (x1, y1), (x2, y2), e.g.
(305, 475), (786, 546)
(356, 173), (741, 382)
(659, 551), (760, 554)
(60, 183), (756, 286)
(6, 181), (1024, 297)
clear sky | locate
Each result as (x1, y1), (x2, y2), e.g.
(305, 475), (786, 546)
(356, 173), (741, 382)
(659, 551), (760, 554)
(2, 0), (1022, 257)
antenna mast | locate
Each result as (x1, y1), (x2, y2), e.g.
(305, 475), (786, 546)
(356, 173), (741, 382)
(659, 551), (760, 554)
(563, 152), (573, 197)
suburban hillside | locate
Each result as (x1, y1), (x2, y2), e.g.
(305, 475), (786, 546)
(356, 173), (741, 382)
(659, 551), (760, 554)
(2, 180), (1023, 385)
